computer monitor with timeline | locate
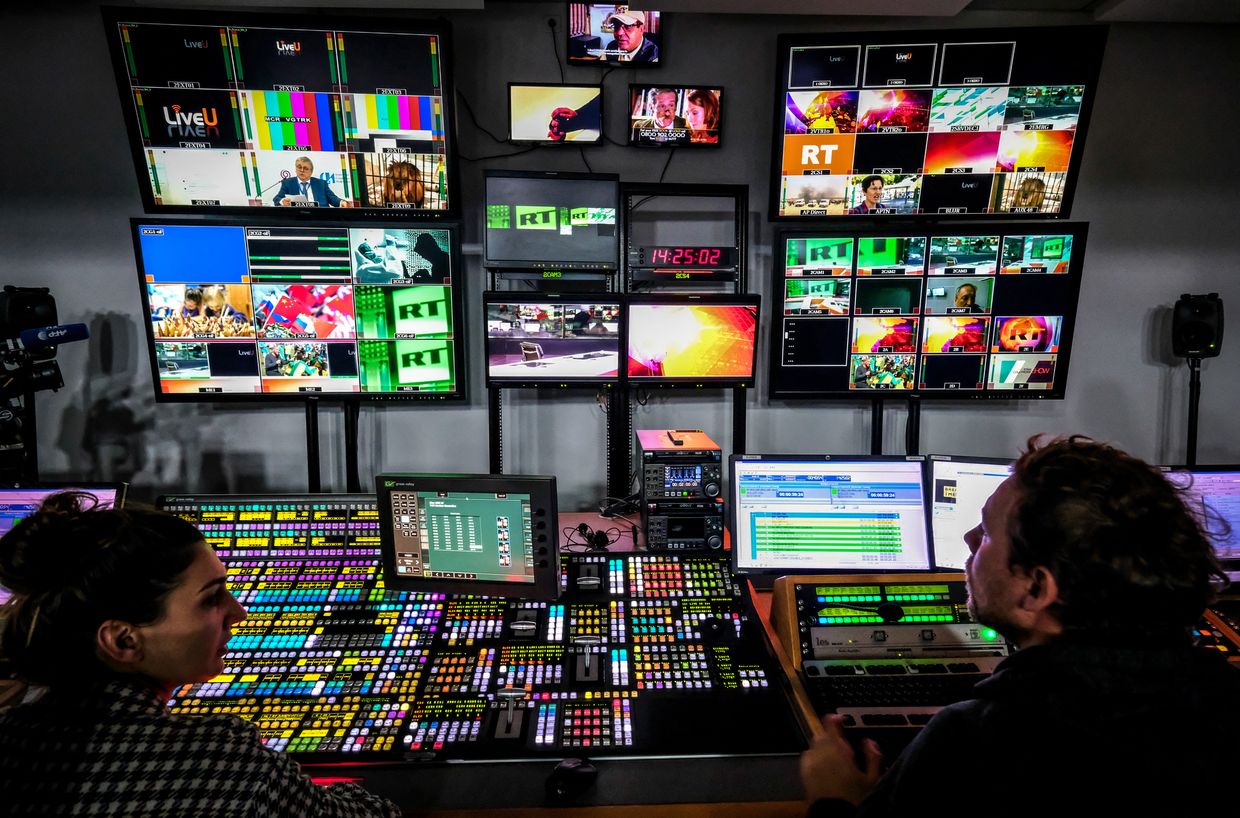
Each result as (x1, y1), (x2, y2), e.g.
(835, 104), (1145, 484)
(1162, 466), (1240, 580)
(730, 455), (931, 580)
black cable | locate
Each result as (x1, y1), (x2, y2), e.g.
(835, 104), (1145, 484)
(456, 89), (507, 144)
(579, 147), (593, 173)
(657, 148), (676, 183)
(548, 18), (565, 83)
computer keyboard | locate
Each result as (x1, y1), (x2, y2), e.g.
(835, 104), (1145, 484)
(806, 670), (986, 710)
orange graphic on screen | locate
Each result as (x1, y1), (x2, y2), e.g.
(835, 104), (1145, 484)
(782, 134), (856, 176)
(995, 131), (1074, 173)
(627, 305), (757, 378)
(922, 316), (989, 353)
(852, 317), (918, 353)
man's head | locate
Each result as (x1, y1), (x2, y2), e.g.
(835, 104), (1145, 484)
(964, 436), (1226, 646)
(859, 175), (884, 206)
(653, 89), (678, 125)
(294, 157), (314, 182)
(954, 283), (978, 308)
(608, 11), (646, 53)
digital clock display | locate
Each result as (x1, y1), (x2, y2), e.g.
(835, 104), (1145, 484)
(643, 246), (736, 268)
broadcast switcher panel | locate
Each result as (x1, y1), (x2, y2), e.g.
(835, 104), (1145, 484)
(159, 495), (805, 768)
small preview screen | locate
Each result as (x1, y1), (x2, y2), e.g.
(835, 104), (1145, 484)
(627, 301), (758, 382)
(929, 458), (1011, 569)
(629, 86), (721, 147)
(567, 4), (662, 66)
(510, 85), (602, 144)
(483, 174), (619, 270)
(486, 299), (621, 384)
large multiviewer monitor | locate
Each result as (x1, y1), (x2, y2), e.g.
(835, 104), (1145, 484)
(769, 222), (1086, 399)
(771, 26), (1105, 221)
(133, 219), (465, 401)
(928, 455), (1011, 570)
(0, 483), (128, 604)
(1164, 466), (1240, 576)
(483, 171), (620, 273)
(730, 455), (931, 579)
(104, 8), (458, 219)
(484, 293), (622, 388)
(376, 474), (560, 599)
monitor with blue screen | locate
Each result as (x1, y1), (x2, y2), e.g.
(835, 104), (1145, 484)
(730, 455), (930, 576)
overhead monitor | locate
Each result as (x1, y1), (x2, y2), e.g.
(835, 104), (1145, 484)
(104, 8), (458, 219)
(626, 294), (760, 387)
(1164, 466), (1240, 573)
(628, 85), (722, 147)
(567, 4), (663, 66)
(133, 219), (465, 401)
(769, 222), (1086, 399)
(483, 171), (620, 272)
(377, 473), (560, 599)
(484, 293), (622, 388)
(0, 483), (128, 604)
(509, 84), (603, 144)
(730, 455), (931, 577)
(624, 184), (746, 285)
(771, 26), (1105, 220)
(927, 455), (1011, 570)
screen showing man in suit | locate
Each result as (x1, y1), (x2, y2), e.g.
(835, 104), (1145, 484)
(274, 156), (349, 207)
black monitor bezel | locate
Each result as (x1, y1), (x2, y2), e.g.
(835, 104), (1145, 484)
(768, 220), (1087, 400)
(482, 170), (622, 272)
(482, 291), (624, 389)
(729, 454), (932, 579)
(507, 82), (605, 146)
(625, 83), (724, 149)
(626, 292), (761, 388)
(376, 473), (560, 600)
(131, 216), (468, 403)
(564, 3), (665, 68)
(925, 454), (1013, 570)
(768, 25), (1107, 223)
(102, 6), (461, 222)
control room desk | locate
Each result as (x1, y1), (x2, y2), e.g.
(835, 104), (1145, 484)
(337, 513), (809, 817)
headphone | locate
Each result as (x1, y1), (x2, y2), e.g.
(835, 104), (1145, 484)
(564, 522), (615, 552)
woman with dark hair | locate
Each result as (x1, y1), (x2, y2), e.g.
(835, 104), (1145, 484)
(382, 160), (425, 206)
(686, 89), (720, 144)
(0, 492), (399, 817)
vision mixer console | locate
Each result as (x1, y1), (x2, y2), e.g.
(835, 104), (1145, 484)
(159, 495), (806, 810)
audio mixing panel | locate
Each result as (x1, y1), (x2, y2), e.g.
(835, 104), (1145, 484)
(159, 495), (806, 810)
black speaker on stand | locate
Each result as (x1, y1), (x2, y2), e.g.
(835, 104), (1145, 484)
(1172, 293), (1224, 467)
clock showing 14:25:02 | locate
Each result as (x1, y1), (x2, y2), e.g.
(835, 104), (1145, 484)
(645, 246), (735, 267)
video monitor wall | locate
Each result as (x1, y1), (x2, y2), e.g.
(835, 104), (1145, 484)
(485, 294), (622, 387)
(509, 84), (603, 144)
(567, 4), (663, 66)
(771, 26), (1105, 220)
(133, 220), (465, 400)
(769, 222), (1086, 399)
(105, 9), (457, 218)
(483, 171), (620, 272)
(627, 295), (760, 386)
(628, 86), (722, 147)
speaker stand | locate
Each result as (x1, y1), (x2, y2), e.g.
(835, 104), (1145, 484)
(1186, 356), (1202, 467)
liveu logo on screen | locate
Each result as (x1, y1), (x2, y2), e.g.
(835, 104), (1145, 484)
(162, 104), (220, 139)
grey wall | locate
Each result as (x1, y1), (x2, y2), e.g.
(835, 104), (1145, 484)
(5, 4), (1238, 506)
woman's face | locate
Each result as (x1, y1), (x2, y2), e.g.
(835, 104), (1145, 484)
(687, 101), (706, 129)
(129, 543), (246, 689)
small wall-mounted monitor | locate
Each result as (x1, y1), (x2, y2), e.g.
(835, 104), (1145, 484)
(133, 218), (465, 401)
(567, 4), (663, 66)
(483, 171), (620, 273)
(730, 455), (931, 579)
(927, 455), (1012, 570)
(103, 8), (458, 219)
(626, 294), (760, 387)
(509, 84), (603, 144)
(377, 473), (560, 599)
(628, 85), (721, 147)
(484, 293), (622, 388)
